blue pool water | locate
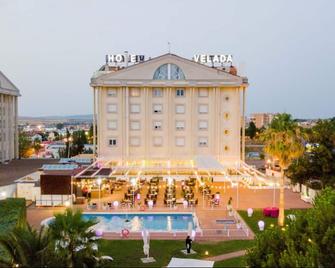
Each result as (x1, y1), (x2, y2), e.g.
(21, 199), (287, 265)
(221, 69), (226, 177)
(82, 213), (195, 232)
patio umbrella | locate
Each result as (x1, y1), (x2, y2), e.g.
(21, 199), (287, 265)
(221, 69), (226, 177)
(187, 222), (192, 236)
(142, 229), (150, 259)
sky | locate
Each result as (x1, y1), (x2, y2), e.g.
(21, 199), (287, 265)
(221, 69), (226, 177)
(0, 0), (334, 119)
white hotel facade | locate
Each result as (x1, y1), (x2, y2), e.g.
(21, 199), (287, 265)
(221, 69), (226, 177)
(0, 71), (20, 163)
(90, 53), (248, 168)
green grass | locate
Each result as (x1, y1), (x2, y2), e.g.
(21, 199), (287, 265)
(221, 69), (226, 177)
(238, 209), (305, 234)
(214, 256), (246, 267)
(98, 239), (254, 267)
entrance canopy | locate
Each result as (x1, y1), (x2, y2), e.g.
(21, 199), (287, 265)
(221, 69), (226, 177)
(74, 156), (229, 180)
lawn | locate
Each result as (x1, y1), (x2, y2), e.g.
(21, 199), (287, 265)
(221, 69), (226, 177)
(238, 209), (305, 234)
(98, 239), (254, 267)
(214, 256), (246, 267)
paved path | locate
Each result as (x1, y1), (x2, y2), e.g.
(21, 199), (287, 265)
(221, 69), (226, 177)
(204, 250), (246, 261)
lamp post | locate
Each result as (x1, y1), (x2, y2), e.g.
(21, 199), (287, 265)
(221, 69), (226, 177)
(200, 182), (205, 209)
(267, 159), (276, 207)
(97, 178), (102, 209)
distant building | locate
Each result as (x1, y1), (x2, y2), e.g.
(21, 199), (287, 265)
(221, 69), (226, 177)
(0, 71), (20, 162)
(249, 113), (277, 129)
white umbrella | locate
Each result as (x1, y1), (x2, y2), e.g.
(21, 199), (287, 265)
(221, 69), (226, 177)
(187, 222), (192, 236)
(142, 229), (150, 258)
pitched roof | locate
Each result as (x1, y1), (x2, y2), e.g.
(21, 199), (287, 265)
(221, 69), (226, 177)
(91, 53), (248, 87)
(0, 70), (21, 96)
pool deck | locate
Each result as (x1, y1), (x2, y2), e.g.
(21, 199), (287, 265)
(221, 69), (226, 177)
(27, 181), (311, 241)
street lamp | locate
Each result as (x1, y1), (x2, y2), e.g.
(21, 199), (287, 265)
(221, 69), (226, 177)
(97, 178), (102, 209)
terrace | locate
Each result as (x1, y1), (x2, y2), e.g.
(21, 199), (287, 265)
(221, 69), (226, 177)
(28, 164), (311, 241)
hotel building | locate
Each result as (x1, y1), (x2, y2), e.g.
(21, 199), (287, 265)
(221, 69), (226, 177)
(90, 53), (248, 168)
(0, 71), (20, 162)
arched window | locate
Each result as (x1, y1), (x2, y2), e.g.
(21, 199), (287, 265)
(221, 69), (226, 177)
(153, 63), (185, 80)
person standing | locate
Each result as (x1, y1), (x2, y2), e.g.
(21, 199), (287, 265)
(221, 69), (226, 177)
(185, 235), (192, 254)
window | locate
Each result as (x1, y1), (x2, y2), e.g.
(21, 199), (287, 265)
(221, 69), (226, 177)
(153, 104), (163, 114)
(107, 89), (117, 97)
(198, 88), (208, 97)
(130, 104), (140, 113)
(176, 88), (185, 97)
(199, 104), (208, 114)
(224, 112), (230, 120)
(199, 137), (208, 147)
(153, 121), (162, 130)
(176, 137), (185, 147)
(199, 120), (208, 130)
(225, 95), (230, 101)
(130, 88), (140, 97)
(153, 136), (163, 146)
(130, 137), (140, 146)
(153, 64), (185, 80)
(109, 138), (117, 147)
(107, 104), (117, 113)
(224, 145), (229, 151)
(152, 88), (163, 97)
(224, 129), (229, 135)
(176, 121), (185, 131)
(130, 121), (141, 130)
(107, 120), (117, 130)
(176, 104), (185, 114)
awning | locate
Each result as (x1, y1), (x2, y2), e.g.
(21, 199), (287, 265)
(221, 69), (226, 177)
(195, 155), (225, 171)
(167, 257), (214, 267)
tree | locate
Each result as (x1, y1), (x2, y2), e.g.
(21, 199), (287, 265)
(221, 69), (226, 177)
(56, 123), (64, 130)
(33, 138), (42, 155)
(246, 121), (257, 139)
(0, 224), (51, 267)
(286, 119), (335, 188)
(19, 131), (32, 158)
(71, 130), (88, 156)
(48, 209), (100, 267)
(260, 113), (305, 226)
(246, 187), (335, 267)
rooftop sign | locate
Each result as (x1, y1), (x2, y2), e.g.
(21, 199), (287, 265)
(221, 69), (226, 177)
(106, 53), (145, 65)
(193, 54), (233, 64)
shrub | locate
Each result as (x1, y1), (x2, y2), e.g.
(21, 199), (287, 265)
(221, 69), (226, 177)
(0, 198), (26, 234)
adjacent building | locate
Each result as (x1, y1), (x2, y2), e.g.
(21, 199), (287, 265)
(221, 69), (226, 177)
(249, 113), (276, 129)
(0, 71), (20, 162)
(90, 53), (248, 166)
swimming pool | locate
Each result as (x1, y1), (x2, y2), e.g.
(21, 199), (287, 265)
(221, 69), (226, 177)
(82, 212), (197, 232)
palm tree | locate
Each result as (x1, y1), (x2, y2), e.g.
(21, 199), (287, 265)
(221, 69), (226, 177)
(48, 208), (100, 268)
(260, 113), (305, 226)
(0, 224), (51, 267)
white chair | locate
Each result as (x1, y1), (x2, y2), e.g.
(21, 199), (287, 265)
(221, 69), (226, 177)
(258, 220), (265, 231)
(287, 214), (296, 221)
(148, 200), (153, 210)
(247, 208), (253, 217)
(113, 201), (119, 209)
(183, 200), (188, 209)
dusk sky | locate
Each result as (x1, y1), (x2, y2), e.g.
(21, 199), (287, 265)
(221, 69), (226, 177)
(0, 0), (334, 119)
